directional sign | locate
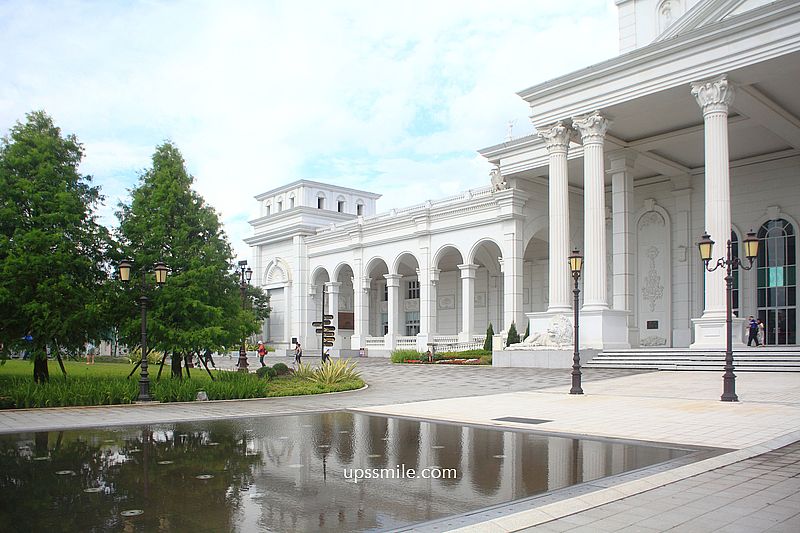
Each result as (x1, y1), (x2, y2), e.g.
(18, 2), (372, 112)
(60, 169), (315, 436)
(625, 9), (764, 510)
(322, 341), (335, 347)
(312, 321), (323, 327)
(323, 326), (336, 332)
(315, 328), (325, 334)
(323, 314), (334, 320)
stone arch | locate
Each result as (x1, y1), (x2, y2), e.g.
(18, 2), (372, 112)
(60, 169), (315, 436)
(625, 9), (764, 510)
(365, 256), (390, 337)
(469, 239), (505, 333)
(263, 257), (293, 288)
(467, 238), (503, 268)
(432, 244), (465, 269)
(634, 199), (671, 347)
(391, 251), (421, 276)
(332, 261), (354, 282)
(310, 266), (331, 285)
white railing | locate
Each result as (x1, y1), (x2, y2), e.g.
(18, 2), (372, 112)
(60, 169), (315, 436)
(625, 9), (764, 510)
(433, 335), (458, 344)
(395, 336), (417, 348)
(365, 336), (385, 347)
(431, 335), (486, 353)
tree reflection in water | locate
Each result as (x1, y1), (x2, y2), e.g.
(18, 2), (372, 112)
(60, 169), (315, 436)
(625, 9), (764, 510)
(0, 413), (692, 532)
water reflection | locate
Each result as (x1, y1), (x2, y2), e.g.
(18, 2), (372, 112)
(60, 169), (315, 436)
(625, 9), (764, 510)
(0, 413), (692, 532)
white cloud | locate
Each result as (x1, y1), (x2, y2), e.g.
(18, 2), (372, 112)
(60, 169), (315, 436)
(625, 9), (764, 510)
(0, 0), (619, 259)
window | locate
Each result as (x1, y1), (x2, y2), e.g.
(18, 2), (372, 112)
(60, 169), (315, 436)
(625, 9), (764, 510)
(407, 280), (420, 299)
(381, 313), (388, 335)
(757, 219), (796, 345)
(277, 200), (282, 212)
(382, 283), (388, 302)
(357, 203), (364, 216)
(317, 196), (325, 209)
(289, 196), (295, 208)
(265, 204), (271, 216)
(337, 200), (345, 213)
(405, 312), (420, 336)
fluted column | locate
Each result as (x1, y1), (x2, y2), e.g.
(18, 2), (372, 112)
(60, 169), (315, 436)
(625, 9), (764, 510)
(573, 111), (611, 311)
(458, 264), (478, 342)
(384, 274), (401, 348)
(691, 75), (734, 318)
(539, 121), (572, 313)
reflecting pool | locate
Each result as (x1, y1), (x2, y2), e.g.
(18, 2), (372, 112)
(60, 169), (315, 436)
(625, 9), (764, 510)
(0, 412), (694, 532)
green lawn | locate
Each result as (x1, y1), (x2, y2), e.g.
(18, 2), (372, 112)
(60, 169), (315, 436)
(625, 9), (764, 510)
(0, 360), (364, 409)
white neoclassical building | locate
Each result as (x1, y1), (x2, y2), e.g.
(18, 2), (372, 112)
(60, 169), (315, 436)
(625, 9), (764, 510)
(247, 0), (800, 357)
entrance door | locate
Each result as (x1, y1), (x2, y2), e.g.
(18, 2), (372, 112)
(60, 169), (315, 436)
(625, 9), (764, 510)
(756, 219), (796, 345)
(266, 288), (284, 343)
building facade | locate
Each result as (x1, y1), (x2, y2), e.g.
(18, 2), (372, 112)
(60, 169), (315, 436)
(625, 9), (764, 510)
(248, 0), (800, 356)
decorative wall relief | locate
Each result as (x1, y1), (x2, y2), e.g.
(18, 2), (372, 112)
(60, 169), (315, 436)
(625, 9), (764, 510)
(403, 299), (420, 312)
(474, 292), (487, 308)
(641, 246), (664, 312)
(640, 335), (667, 347)
(437, 294), (455, 310)
(636, 203), (671, 347)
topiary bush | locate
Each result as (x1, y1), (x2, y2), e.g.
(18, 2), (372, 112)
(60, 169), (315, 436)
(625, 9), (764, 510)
(506, 322), (520, 346)
(484, 323), (494, 351)
(256, 366), (276, 379)
(272, 362), (290, 375)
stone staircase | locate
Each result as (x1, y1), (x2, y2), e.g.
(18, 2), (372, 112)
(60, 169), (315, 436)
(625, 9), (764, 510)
(584, 346), (800, 372)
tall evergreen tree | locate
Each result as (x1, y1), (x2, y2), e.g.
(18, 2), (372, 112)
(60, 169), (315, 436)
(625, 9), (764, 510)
(116, 142), (266, 377)
(0, 111), (111, 382)
(483, 323), (494, 351)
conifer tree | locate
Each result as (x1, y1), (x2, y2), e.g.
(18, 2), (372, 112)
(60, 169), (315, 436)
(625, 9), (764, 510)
(483, 323), (494, 351)
(506, 322), (520, 347)
(116, 142), (267, 377)
(0, 111), (111, 382)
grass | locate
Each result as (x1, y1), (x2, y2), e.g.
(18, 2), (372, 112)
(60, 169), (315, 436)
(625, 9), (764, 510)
(0, 359), (364, 409)
(389, 349), (492, 365)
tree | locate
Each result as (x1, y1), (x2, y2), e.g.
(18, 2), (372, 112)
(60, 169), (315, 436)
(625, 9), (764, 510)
(505, 322), (520, 347)
(116, 142), (267, 377)
(0, 111), (112, 382)
(483, 323), (494, 351)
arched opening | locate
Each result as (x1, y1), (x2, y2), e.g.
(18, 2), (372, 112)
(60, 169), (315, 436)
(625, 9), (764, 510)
(522, 233), (549, 321)
(335, 264), (355, 350)
(470, 239), (504, 335)
(433, 246), (465, 338)
(757, 218), (797, 345)
(395, 252), (421, 338)
(365, 258), (389, 337)
(310, 267), (331, 350)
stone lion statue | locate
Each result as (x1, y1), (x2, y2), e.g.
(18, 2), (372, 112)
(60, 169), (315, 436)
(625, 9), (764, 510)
(509, 315), (573, 349)
(490, 167), (507, 191)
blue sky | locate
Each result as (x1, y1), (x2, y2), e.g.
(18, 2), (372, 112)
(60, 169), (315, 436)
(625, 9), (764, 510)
(0, 0), (619, 259)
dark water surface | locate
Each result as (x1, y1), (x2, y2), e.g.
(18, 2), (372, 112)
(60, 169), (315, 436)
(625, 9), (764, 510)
(0, 412), (692, 532)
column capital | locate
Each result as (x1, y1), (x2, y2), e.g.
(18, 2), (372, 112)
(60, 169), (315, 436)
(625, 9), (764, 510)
(457, 263), (479, 278)
(691, 75), (734, 116)
(383, 273), (402, 287)
(360, 276), (371, 293)
(572, 111), (610, 144)
(538, 121), (572, 153)
(429, 268), (441, 285)
(606, 149), (637, 171)
(324, 281), (342, 294)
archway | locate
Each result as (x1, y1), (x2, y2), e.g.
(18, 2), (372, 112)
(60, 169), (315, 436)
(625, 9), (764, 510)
(365, 257), (389, 337)
(432, 245), (465, 336)
(334, 263), (355, 350)
(757, 218), (797, 345)
(469, 239), (504, 336)
(394, 252), (421, 337)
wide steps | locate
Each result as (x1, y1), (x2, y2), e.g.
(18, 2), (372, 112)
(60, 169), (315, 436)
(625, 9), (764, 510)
(585, 348), (800, 371)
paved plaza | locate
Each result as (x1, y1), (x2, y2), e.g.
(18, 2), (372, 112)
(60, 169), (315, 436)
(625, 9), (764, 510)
(1, 355), (799, 532)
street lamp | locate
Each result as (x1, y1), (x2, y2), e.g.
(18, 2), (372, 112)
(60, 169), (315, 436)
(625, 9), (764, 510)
(237, 260), (253, 372)
(568, 248), (584, 395)
(119, 259), (169, 402)
(698, 229), (759, 402)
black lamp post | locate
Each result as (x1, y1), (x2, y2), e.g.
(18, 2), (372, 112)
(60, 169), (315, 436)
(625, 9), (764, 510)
(119, 259), (169, 402)
(698, 229), (759, 402)
(568, 249), (584, 395)
(237, 260), (253, 372)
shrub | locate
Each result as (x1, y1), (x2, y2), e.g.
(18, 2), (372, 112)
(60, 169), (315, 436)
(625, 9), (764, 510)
(484, 323), (494, 351)
(256, 366), (275, 380)
(272, 362), (290, 375)
(293, 362), (315, 380)
(506, 322), (520, 346)
(391, 349), (423, 363)
(309, 359), (361, 385)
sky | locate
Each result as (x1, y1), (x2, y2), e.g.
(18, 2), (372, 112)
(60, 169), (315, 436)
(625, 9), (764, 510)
(0, 0), (619, 260)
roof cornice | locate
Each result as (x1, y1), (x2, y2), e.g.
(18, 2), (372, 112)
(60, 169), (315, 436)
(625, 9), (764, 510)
(516, 0), (800, 127)
(254, 179), (382, 201)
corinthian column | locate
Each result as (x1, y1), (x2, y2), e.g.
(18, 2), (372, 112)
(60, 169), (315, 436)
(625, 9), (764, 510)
(691, 75), (734, 319)
(573, 111), (610, 311)
(539, 122), (572, 313)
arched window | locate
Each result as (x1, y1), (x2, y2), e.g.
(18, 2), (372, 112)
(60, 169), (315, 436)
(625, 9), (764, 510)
(757, 219), (796, 345)
(356, 201), (365, 216)
(317, 193), (326, 210)
(337, 196), (346, 213)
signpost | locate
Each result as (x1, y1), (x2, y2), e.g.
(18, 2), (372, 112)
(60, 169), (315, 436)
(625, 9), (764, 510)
(317, 287), (335, 360)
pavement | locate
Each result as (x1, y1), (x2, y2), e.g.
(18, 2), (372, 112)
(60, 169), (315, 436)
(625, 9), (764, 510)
(1, 355), (799, 532)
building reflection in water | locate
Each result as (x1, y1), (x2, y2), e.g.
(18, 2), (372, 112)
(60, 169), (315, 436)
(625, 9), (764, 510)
(0, 412), (692, 532)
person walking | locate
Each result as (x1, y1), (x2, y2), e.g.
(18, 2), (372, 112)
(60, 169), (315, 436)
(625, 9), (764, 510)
(747, 315), (760, 346)
(257, 341), (267, 367)
(757, 319), (766, 347)
(86, 342), (95, 365)
(294, 341), (302, 366)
